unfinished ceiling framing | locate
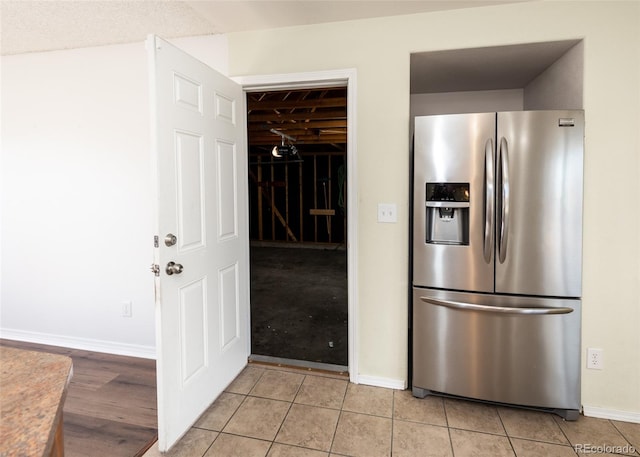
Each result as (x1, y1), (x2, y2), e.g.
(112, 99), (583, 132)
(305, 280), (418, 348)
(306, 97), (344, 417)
(247, 87), (347, 153)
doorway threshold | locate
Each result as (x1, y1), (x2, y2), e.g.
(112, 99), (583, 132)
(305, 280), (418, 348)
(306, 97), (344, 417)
(249, 354), (348, 376)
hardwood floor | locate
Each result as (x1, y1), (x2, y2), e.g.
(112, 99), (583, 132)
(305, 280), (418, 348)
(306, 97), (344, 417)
(0, 339), (157, 457)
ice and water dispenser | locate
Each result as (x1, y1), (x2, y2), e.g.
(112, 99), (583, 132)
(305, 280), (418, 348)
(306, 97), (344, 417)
(425, 183), (470, 245)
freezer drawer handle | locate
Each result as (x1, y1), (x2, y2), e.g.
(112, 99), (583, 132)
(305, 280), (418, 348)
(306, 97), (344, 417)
(420, 297), (574, 315)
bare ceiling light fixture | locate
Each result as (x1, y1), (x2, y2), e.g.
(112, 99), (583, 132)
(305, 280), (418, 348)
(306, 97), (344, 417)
(270, 128), (298, 158)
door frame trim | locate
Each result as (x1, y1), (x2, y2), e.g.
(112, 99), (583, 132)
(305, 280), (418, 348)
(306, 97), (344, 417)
(234, 69), (359, 383)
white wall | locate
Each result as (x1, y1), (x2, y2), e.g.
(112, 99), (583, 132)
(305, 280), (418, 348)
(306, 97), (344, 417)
(410, 89), (524, 117)
(228, 1), (640, 419)
(0, 35), (228, 357)
(524, 41), (584, 110)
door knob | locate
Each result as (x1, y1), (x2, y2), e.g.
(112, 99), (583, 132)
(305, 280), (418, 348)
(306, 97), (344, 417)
(166, 261), (184, 275)
(164, 233), (177, 247)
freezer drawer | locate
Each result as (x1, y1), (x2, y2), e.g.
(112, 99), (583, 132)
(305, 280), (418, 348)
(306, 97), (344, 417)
(412, 288), (581, 414)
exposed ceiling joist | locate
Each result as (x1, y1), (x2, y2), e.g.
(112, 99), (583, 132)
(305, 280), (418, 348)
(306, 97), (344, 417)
(248, 87), (347, 148)
(248, 111), (347, 122)
(249, 120), (347, 131)
(248, 97), (347, 111)
(251, 133), (347, 145)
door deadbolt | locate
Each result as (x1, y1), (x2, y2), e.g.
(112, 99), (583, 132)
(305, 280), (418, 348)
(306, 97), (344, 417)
(164, 233), (177, 247)
(166, 261), (183, 275)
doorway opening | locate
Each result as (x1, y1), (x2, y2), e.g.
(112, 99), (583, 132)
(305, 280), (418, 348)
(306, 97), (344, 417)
(246, 86), (349, 370)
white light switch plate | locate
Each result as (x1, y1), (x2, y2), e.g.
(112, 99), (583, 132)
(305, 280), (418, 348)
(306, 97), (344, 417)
(377, 203), (397, 223)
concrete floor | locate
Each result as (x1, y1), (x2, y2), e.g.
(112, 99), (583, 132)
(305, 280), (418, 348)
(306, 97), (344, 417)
(249, 245), (348, 366)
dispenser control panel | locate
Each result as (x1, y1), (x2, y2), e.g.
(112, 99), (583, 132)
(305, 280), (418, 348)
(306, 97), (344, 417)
(426, 183), (470, 203)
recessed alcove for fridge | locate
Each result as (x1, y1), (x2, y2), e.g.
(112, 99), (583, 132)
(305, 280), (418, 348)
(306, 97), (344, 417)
(408, 39), (585, 418)
(410, 39), (584, 117)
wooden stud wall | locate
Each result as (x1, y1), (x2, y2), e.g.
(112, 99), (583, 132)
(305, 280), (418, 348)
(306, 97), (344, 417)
(248, 151), (345, 245)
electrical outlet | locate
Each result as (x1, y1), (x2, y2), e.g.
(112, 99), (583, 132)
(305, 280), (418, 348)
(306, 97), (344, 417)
(122, 301), (133, 318)
(377, 203), (398, 223)
(587, 348), (603, 370)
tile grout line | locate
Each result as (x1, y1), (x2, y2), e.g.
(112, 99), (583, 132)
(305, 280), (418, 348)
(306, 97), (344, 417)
(204, 367), (268, 455)
(390, 390), (396, 457)
(206, 392), (250, 448)
(327, 374), (353, 455)
(609, 419), (637, 452)
(263, 370), (307, 455)
(495, 405), (517, 456)
(553, 413), (579, 452)
(199, 432), (217, 457)
(442, 397), (459, 457)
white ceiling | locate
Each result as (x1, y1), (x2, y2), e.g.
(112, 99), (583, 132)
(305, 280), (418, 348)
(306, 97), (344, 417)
(3, 0), (567, 96)
(1, 0), (531, 56)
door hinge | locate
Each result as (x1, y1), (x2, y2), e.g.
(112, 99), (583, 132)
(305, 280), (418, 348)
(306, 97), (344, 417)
(154, 235), (159, 248)
(150, 264), (160, 277)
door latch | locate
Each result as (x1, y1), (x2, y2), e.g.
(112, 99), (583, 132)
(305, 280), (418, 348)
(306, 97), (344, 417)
(150, 264), (160, 277)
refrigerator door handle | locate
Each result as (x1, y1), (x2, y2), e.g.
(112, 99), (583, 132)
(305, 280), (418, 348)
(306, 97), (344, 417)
(420, 297), (574, 315)
(483, 138), (495, 263)
(498, 137), (510, 263)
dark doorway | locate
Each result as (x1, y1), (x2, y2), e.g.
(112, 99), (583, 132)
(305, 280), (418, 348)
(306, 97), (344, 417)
(246, 87), (348, 368)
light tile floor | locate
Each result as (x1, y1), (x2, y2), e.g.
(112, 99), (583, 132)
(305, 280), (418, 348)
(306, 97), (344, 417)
(144, 364), (640, 457)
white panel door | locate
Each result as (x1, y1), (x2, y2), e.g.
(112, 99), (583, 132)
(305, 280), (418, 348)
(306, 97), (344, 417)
(147, 35), (249, 451)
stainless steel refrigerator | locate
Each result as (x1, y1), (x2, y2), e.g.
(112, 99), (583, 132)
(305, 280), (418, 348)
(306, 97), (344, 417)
(412, 110), (584, 420)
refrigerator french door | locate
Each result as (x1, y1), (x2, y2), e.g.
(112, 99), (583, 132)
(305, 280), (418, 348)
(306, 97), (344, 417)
(412, 110), (584, 420)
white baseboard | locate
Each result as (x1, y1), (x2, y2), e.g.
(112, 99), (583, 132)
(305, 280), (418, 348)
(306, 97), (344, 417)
(0, 328), (156, 359)
(356, 374), (407, 390)
(583, 405), (640, 424)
